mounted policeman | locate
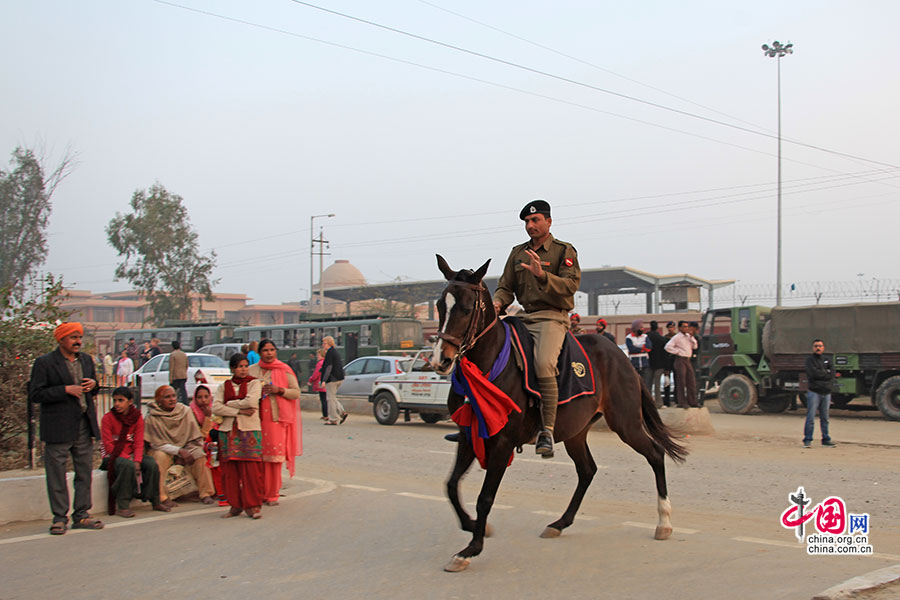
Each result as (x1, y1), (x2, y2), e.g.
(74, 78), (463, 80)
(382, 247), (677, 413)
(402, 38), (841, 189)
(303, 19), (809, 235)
(493, 199), (580, 458)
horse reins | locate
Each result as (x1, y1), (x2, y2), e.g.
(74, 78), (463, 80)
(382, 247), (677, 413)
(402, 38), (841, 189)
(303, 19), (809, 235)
(437, 280), (498, 358)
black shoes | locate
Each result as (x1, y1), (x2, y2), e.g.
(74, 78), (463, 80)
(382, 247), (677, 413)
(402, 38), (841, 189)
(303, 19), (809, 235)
(822, 441), (837, 447)
(444, 432), (460, 442)
(536, 430), (554, 458)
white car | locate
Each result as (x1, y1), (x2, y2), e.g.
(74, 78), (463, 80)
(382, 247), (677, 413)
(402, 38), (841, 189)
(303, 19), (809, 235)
(132, 352), (231, 399)
(339, 355), (412, 397)
(369, 349), (451, 425)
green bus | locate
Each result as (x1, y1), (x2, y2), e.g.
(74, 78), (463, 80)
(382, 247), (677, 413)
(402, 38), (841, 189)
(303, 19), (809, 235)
(233, 316), (422, 362)
(113, 323), (236, 355)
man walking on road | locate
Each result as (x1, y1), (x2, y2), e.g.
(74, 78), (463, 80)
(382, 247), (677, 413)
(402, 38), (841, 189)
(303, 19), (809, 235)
(493, 199), (581, 458)
(29, 322), (105, 535)
(169, 340), (189, 405)
(664, 321), (698, 408)
(804, 339), (837, 448)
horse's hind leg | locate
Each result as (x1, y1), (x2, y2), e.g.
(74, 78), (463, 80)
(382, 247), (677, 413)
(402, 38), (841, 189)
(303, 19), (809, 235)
(446, 439), (478, 533)
(613, 422), (672, 540)
(541, 425), (597, 539)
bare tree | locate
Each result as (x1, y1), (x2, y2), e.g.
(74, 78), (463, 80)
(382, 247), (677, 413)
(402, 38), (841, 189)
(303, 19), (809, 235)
(0, 146), (76, 297)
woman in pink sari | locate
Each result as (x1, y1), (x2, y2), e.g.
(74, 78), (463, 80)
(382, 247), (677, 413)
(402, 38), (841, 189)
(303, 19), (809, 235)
(249, 339), (302, 506)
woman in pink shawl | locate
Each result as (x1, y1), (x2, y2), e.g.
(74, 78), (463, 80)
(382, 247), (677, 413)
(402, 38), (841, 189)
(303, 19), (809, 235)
(248, 339), (302, 505)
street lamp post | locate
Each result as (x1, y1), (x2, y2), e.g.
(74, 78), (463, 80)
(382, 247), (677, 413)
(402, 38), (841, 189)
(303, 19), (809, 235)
(310, 213), (335, 312)
(762, 40), (793, 306)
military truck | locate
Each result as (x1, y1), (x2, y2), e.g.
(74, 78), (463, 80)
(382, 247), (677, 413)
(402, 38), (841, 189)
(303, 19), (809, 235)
(697, 302), (900, 420)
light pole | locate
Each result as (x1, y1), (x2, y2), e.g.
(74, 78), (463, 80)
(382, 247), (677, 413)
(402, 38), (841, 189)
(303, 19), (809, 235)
(762, 40), (793, 306)
(310, 213), (335, 312)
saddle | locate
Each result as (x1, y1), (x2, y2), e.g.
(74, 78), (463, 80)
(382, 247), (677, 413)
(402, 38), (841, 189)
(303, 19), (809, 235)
(505, 317), (596, 406)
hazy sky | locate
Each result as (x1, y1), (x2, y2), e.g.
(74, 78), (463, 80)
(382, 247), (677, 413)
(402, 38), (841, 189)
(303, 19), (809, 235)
(2, 0), (898, 305)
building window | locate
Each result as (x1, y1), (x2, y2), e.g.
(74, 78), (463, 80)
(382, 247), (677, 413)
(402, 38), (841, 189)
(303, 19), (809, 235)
(224, 311), (241, 323)
(199, 310), (217, 321)
(92, 307), (114, 322)
(123, 308), (144, 322)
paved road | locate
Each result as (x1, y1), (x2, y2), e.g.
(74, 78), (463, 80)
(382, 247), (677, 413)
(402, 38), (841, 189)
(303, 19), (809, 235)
(1, 406), (897, 600)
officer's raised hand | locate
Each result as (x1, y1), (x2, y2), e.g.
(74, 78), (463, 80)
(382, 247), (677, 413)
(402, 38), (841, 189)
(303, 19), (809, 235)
(522, 248), (545, 279)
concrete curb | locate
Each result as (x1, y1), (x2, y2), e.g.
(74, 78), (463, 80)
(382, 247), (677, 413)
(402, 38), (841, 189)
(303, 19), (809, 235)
(812, 563), (900, 599)
(0, 469), (112, 525)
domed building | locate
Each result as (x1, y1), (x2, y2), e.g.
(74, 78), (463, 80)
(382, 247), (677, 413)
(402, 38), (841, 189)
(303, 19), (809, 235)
(317, 260), (366, 289)
(311, 259), (367, 314)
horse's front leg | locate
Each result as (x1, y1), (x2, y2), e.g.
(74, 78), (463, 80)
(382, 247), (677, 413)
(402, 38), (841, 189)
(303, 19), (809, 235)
(541, 426), (597, 538)
(446, 434), (477, 533)
(445, 438), (514, 573)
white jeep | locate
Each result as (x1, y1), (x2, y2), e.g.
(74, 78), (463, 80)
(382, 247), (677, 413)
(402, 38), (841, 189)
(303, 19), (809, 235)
(369, 349), (451, 425)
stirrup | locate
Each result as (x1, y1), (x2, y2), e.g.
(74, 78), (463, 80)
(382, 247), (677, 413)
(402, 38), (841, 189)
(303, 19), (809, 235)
(535, 430), (554, 457)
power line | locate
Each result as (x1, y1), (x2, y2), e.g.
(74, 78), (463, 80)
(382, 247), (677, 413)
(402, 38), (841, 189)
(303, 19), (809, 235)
(415, 0), (776, 136)
(288, 0), (900, 170)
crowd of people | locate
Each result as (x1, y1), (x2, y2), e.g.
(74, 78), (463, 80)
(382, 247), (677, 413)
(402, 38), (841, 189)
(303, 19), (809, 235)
(28, 322), (350, 534)
(570, 313), (701, 409)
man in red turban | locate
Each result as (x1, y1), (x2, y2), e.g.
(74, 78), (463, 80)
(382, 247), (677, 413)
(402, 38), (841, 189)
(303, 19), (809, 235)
(30, 322), (105, 534)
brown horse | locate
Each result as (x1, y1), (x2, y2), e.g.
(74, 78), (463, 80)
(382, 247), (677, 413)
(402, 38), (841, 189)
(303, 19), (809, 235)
(430, 255), (687, 572)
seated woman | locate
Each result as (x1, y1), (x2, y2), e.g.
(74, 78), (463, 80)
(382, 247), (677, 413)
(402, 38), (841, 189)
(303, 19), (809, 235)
(100, 386), (162, 517)
(190, 385), (226, 506)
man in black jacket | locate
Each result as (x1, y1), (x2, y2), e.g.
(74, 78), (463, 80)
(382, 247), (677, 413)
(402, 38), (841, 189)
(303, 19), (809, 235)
(29, 322), (105, 534)
(321, 336), (347, 425)
(803, 339), (837, 448)
(647, 321), (669, 408)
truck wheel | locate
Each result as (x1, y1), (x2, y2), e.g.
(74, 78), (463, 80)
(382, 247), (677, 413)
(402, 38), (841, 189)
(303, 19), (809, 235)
(373, 392), (399, 425)
(875, 376), (900, 421)
(420, 413), (441, 424)
(757, 394), (791, 413)
(718, 374), (758, 414)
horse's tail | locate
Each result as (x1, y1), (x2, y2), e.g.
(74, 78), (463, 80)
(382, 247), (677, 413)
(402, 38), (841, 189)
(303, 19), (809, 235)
(640, 381), (689, 463)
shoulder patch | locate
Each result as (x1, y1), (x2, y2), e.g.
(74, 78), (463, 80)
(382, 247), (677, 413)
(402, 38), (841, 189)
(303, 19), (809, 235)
(564, 257), (574, 267)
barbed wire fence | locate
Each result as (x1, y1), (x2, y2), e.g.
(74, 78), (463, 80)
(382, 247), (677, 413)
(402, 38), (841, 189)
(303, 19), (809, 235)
(576, 278), (900, 316)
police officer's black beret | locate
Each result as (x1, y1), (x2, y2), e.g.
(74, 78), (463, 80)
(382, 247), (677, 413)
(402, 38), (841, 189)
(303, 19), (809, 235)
(519, 199), (551, 220)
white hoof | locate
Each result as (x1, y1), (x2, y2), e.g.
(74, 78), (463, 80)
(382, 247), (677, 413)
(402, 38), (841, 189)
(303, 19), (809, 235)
(484, 523), (494, 538)
(540, 526), (562, 539)
(654, 525), (672, 540)
(444, 555), (471, 573)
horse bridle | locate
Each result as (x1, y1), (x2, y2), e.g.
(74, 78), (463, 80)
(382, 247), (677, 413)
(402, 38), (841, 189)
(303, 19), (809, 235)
(437, 280), (498, 358)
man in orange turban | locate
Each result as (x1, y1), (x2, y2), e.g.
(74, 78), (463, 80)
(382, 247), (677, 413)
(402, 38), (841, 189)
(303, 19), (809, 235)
(54, 322), (84, 342)
(30, 322), (104, 534)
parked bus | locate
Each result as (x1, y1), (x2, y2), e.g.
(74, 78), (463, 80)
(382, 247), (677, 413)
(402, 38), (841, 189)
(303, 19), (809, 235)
(233, 316), (422, 363)
(113, 323), (236, 355)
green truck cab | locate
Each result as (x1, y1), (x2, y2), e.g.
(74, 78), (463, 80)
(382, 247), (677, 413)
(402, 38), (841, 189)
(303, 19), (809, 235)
(697, 303), (900, 420)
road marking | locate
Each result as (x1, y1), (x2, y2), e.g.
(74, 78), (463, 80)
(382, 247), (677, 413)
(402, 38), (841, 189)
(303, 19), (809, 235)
(394, 492), (512, 510)
(341, 484), (386, 492)
(428, 450), (607, 469)
(533, 510), (598, 521)
(733, 536), (900, 560)
(0, 476), (337, 547)
(732, 536), (798, 549)
(396, 492), (446, 502)
(622, 521), (698, 534)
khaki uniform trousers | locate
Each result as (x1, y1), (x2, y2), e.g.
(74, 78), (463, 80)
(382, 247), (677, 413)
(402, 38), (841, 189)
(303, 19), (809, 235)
(149, 449), (216, 502)
(518, 310), (569, 378)
(517, 310), (569, 431)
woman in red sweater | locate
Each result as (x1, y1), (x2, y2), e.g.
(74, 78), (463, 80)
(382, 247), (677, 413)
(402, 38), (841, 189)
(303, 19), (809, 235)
(100, 387), (164, 517)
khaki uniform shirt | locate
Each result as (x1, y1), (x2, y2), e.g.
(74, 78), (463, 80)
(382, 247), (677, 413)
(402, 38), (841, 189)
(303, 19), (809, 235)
(493, 234), (581, 314)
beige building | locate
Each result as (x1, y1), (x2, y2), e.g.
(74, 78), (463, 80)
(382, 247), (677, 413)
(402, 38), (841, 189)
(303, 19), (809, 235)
(63, 259), (382, 353)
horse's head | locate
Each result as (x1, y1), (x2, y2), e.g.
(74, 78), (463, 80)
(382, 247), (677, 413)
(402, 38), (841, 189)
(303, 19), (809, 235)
(430, 254), (492, 375)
